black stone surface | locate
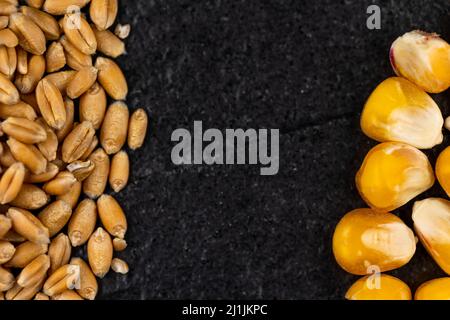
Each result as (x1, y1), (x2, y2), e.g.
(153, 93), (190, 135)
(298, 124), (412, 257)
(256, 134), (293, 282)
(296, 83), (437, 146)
(100, 0), (450, 299)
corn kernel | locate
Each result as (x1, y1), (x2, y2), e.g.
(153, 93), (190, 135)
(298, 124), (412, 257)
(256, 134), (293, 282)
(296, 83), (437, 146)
(361, 77), (443, 149)
(333, 208), (416, 275)
(390, 30), (450, 93)
(346, 274), (411, 300)
(356, 142), (434, 211)
(435, 147), (450, 197)
(415, 278), (450, 300)
(412, 198), (450, 275)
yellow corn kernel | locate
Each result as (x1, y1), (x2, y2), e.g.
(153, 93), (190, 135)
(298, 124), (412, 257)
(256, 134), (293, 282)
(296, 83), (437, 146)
(361, 77), (443, 149)
(390, 30), (450, 93)
(356, 142), (434, 211)
(412, 198), (450, 275)
(333, 208), (416, 275)
(435, 147), (450, 197)
(346, 274), (411, 300)
(415, 278), (450, 300)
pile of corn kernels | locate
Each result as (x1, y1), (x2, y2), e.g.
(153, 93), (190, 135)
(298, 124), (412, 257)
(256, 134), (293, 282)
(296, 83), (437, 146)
(333, 30), (450, 300)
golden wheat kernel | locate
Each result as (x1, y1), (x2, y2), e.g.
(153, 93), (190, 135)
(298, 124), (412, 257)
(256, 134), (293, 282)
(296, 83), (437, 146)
(6, 276), (44, 300)
(111, 258), (129, 275)
(36, 118), (58, 162)
(68, 199), (97, 247)
(62, 121), (96, 163)
(36, 78), (66, 130)
(0, 46), (17, 79)
(48, 233), (71, 274)
(101, 101), (129, 155)
(20, 5), (60, 40)
(0, 101), (37, 120)
(80, 135), (98, 160)
(16, 47), (27, 74)
(0, 1), (17, 15)
(79, 82), (106, 129)
(95, 57), (128, 100)
(8, 13), (46, 55)
(114, 24), (131, 40)
(0, 16), (9, 30)
(93, 27), (125, 58)
(0, 266), (14, 292)
(4, 241), (47, 268)
(38, 200), (72, 237)
(87, 227), (113, 278)
(0, 142), (16, 168)
(25, 0), (44, 9)
(52, 290), (83, 300)
(60, 35), (92, 71)
(43, 171), (77, 196)
(2, 117), (47, 144)
(90, 0), (118, 31)
(34, 292), (49, 300)
(66, 66), (98, 99)
(109, 150), (129, 192)
(0, 73), (19, 105)
(44, 263), (80, 297)
(0, 214), (11, 238)
(67, 160), (95, 182)
(7, 207), (49, 244)
(0, 240), (15, 264)
(17, 254), (50, 288)
(7, 138), (47, 175)
(70, 257), (97, 300)
(56, 99), (74, 142)
(0, 28), (18, 47)
(14, 54), (45, 94)
(10, 184), (49, 210)
(97, 194), (127, 239)
(0, 162), (25, 204)
(56, 180), (81, 209)
(45, 70), (76, 95)
(83, 148), (109, 199)
(62, 13), (97, 55)
(128, 108), (148, 150)
(45, 42), (66, 73)
(43, 0), (90, 15)
(112, 238), (127, 252)
(24, 163), (59, 183)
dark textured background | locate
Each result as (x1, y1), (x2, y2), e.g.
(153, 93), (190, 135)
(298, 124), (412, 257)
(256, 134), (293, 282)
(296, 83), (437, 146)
(99, 0), (450, 299)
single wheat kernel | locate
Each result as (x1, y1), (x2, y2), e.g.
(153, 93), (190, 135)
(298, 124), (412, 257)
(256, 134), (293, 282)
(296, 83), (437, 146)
(0, 162), (25, 204)
(68, 199), (97, 247)
(93, 27), (125, 58)
(7, 207), (49, 244)
(25, 0), (44, 9)
(62, 14), (97, 55)
(0, 73), (19, 105)
(0, 1), (17, 15)
(20, 6), (60, 40)
(8, 13), (46, 55)
(87, 227), (113, 278)
(97, 194), (127, 239)
(34, 293), (49, 300)
(90, 0), (118, 31)
(43, 0), (91, 15)
(109, 150), (129, 192)
(14, 54), (45, 94)
(79, 82), (106, 129)
(52, 290), (83, 300)
(0, 240), (15, 264)
(2, 117), (47, 144)
(62, 121), (96, 163)
(60, 35), (92, 71)
(45, 70), (76, 95)
(112, 238), (127, 252)
(38, 200), (72, 237)
(7, 138), (47, 174)
(66, 66), (98, 99)
(0, 266), (14, 292)
(36, 78), (66, 130)
(6, 276), (45, 300)
(45, 42), (66, 73)
(43, 171), (77, 196)
(0, 28), (18, 47)
(128, 108), (148, 150)
(48, 233), (71, 274)
(36, 118), (58, 162)
(43, 264), (80, 296)
(10, 184), (50, 210)
(100, 101), (129, 154)
(0, 214), (11, 238)
(16, 47), (27, 75)
(67, 160), (95, 181)
(16, 254), (50, 287)
(70, 257), (98, 300)
(24, 163), (59, 183)
(111, 258), (129, 274)
(56, 180), (81, 209)
(5, 241), (47, 268)
(0, 46), (17, 78)
(0, 142), (16, 168)
(56, 98), (74, 142)
(114, 24), (130, 40)
(0, 101), (37, 120)
(95, 57), (128, 100)
(83, 148), (109, 199)
(80, 135), (98, 160)
(0, 16), (9, 30)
